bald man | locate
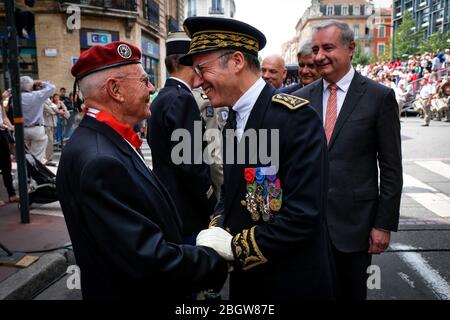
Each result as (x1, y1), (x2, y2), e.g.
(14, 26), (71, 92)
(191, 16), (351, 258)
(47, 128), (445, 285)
(261, 54), (287, 89)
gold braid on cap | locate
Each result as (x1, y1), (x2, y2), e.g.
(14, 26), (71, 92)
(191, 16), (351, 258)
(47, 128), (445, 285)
(189, 30), (259, 55)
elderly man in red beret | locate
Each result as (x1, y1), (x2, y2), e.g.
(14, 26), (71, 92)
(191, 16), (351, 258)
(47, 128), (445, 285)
(56, 41), (228, 300)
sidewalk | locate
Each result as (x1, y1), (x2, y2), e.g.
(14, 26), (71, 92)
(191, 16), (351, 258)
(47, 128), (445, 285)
(0, 179), (72, 300)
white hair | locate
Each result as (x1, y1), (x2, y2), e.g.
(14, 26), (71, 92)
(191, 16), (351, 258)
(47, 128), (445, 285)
(78, 67), (127, 100)
(20, 76), (34, 92)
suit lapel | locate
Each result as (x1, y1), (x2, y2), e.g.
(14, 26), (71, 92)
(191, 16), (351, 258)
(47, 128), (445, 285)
(309, 80), (324, 122)
(80, 116), (160, 190)
(225, 84), (274, 215)
(328, 72), (366, 149)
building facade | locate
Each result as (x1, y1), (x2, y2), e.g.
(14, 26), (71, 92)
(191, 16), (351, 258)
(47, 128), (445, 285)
(0, 0), (185, 91)
(185, 0), (235, 18)
(282, 0), (379, 63)
(373, 7), (392, 58)
(393, 0), (450, 38)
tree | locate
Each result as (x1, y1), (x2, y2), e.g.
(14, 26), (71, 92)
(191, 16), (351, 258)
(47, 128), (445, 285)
(378, 43), (392, 62)
(394, 10), (418, 58)
(419, 29), (450, 54)
(352, 41), (373, 66)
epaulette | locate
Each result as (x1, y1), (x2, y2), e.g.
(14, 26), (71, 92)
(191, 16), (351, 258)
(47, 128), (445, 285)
(272, 93), (309, 110)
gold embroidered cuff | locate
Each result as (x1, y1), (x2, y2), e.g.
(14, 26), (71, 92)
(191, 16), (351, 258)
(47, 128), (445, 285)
(232, 226), (268, 271)
(209, 215), (222, 228)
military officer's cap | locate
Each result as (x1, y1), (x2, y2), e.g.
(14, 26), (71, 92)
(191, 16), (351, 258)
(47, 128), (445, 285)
(166, 31), (191, 56)
(180, 16), (266, 66)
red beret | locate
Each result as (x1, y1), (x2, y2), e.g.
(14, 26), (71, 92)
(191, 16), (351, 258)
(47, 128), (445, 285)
(71, 41), (142, 80)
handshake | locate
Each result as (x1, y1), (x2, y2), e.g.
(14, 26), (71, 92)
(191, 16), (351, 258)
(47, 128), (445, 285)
(196, 227), (234, 262)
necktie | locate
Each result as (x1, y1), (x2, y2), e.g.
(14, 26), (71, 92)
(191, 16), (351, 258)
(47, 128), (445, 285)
(224, 109), (237, 131)
(325, 83), (338, 144)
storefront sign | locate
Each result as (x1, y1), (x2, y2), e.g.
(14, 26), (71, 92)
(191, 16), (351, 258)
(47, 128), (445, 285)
(141, 36), (160, 59)
(87, 32), (112, 46)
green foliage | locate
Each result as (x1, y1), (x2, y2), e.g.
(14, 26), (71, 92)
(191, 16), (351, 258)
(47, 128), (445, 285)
(393, 11), (419, 58)
(352, 41), (372, 66)
(419, 29), (450, 54)
(378, 43), (393, 62)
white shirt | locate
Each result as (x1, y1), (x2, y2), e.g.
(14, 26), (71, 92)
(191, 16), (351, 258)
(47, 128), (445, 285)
(420, 84), (433, 100)
(232, 78), (266, 141)
(169, 77), (193, 94)
(21, 82), (56, 127)
(322, 67), (355, 123)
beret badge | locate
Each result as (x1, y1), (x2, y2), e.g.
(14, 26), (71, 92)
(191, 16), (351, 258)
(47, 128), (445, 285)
(117, 44), (132, 59)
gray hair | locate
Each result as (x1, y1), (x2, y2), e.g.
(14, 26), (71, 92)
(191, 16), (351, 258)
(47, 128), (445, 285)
(297, 38), (313, 58)
(20, 76), (34, 92)
(78, 67), (128, 100)
(312, 20), (354, 47)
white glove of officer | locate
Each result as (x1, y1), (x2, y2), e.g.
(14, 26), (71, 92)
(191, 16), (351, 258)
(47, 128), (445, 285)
(196, 227), (234, 261)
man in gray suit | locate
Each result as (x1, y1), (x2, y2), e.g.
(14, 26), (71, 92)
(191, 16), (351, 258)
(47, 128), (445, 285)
(293, 20), (403, 300)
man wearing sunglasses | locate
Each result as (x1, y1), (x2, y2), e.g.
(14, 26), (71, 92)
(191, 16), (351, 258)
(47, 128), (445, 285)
(181, 17), (336, 300)
(56, 41), (228, 300)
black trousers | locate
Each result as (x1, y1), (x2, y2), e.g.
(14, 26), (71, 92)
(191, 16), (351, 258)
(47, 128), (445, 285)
(0, 130), (15, 197)
(332, 244), (372, 300)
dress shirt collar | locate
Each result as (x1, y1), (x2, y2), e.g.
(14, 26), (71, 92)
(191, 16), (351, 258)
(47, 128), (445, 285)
(169, 77), (193, 94)
(232, 77), (266, 121)
(323, 67), (355, 93)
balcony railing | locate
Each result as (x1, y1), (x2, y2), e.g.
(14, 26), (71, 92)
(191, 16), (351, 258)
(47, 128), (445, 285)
(59, 0), (137, 11)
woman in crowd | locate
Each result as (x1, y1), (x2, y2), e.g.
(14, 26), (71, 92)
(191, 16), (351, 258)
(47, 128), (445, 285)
(0, 90), (19, 206)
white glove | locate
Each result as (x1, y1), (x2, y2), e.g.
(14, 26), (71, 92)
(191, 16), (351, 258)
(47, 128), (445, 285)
(196, 227), (234, 261)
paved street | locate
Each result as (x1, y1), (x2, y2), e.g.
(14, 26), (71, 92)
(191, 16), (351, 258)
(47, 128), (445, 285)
(24, 116), (450, 300)
(368, 116), (450, 300)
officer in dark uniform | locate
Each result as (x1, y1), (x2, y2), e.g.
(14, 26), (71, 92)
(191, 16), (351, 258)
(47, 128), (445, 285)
(148, 32), (216, 244)
(181, 17), (336, 300)
(57, 41), (227, 300)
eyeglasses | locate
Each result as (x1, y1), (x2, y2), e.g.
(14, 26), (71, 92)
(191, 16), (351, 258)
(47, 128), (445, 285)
(117, 74), (152, 88)
(193, 52), (234, 78)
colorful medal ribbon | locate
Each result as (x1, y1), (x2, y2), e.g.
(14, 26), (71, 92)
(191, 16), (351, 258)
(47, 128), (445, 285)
(242, 166), (282, 222)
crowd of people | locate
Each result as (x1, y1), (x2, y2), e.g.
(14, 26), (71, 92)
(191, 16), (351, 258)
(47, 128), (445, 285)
(52, 16), (404, 302)
(1, 14), (448, 302)
(356, 51), (450, 125)
(0, 80), (84, 206)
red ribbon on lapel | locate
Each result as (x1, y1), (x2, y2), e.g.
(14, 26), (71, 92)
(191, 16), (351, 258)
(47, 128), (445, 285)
(95, 111), (142, 151)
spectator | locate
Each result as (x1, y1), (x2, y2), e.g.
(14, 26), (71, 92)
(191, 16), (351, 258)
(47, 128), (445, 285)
(21, 76), (55, 162)
(51, 93), (70, 148)
(261, 54), (287, 89)
(0, 90), (19, 206)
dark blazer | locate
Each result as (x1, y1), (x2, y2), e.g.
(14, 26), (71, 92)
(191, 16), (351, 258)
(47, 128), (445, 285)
(293, 71), (403, 252)
(56, 116), (227, 300)
(214, 84), (336, 300)
(148, 78), (216, 237)
(277, 82), (303, 94)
